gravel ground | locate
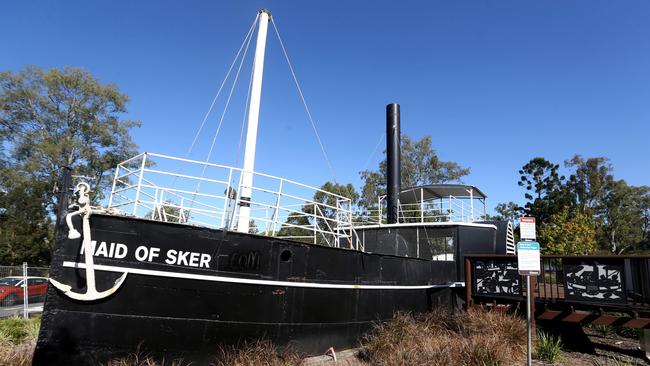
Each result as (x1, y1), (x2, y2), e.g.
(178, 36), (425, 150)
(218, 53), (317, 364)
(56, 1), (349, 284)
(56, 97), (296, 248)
(533, 326), (648, 366)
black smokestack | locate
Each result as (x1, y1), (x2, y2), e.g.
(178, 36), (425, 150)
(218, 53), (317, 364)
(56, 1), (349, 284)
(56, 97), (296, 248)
(386, 103), (401, 224)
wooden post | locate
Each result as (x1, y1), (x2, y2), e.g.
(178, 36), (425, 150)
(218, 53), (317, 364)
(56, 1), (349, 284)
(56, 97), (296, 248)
(464, 257), (473, 310)
(531, 274), (537, 336)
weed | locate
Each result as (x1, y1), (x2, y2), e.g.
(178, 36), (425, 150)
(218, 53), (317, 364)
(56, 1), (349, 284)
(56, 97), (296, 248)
(591, 324), (616, 338)
(535, 330), (564, 364)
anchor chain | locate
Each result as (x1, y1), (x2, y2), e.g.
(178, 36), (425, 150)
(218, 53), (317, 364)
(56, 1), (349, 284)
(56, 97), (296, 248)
(49, 182), (128, 301)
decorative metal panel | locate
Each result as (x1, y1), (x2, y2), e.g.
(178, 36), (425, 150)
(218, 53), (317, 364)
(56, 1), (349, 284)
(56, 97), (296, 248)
(564, 261), (626, 304)
(473, 260), (521, 297)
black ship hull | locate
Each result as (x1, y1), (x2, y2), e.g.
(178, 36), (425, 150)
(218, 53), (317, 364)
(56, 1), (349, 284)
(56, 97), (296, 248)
(34, 214), (462, 365)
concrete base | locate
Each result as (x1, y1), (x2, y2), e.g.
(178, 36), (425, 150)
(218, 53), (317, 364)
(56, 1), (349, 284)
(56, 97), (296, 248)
(303, 348), (362, 365)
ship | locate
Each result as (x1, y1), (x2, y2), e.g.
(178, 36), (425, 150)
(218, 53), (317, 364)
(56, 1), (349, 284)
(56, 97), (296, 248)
(33, 9), (513, 365)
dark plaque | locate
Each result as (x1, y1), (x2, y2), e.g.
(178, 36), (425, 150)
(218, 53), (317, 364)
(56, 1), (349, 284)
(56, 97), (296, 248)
(564, 261), (625, 304)
(474, 260), (521, 297)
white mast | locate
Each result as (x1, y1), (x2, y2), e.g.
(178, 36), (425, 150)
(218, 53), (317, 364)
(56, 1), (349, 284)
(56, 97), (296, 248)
(237, 9), (270, 233)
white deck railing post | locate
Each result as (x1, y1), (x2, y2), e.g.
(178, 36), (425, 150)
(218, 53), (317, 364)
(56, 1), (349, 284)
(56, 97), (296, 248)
(107, 164), (120, 208)
(220, 168), (234, 229)
(271, 179), (283, 235)
(132, 153), (148, 216)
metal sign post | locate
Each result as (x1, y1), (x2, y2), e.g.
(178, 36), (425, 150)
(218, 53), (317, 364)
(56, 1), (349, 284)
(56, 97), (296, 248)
(518, 240), (540, 366)
(22, 262), (28, 319)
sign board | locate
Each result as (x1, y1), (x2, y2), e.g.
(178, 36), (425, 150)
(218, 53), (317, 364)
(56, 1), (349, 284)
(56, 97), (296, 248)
(519, 217), (536, 240)
(517, 241), (540, 276)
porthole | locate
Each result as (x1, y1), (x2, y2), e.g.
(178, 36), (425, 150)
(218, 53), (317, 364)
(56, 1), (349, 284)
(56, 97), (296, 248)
(280, 249), (292, 262)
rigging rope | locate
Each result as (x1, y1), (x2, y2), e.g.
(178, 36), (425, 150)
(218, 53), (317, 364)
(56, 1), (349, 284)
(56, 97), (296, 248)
(202, 19), (255, 168)
(190, 14), (256, 202)
(185, 14), (259, 158)
(270, 18), (338, 183)
(235, 52), (256, 166)
(361, 131), (386, 172)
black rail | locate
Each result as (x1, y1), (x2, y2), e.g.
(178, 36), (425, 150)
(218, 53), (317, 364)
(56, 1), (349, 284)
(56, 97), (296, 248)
(464, 254), (650, 315)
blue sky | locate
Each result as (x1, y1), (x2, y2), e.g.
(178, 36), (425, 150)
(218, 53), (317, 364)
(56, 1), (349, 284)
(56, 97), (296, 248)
(2, 1), (649, 212)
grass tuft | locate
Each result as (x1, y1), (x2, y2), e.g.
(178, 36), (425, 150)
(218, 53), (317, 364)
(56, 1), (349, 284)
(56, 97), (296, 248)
(361, 308), (527, 366)
(0, 316), (41, 366)
(213, 340), (303, 366)
(535, 330), (564, 364)
(0, 316), (41, 344)
(104, 354), (188, 366)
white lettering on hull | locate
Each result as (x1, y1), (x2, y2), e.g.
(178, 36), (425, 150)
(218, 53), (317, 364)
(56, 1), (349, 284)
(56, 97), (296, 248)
(79, 242), (211, 269)
(165, 250), (211, 268)
(80, 241), (128, 259)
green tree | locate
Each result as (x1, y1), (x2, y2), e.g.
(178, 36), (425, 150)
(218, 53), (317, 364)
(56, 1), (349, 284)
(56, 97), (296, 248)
(600, 180), (650, 253)
(0, 66), (140, 264)
(146, 201), (191, 224)
(518, 158), (571, 224)
(539, 207), (598, 255)
(564, 155), (613, 214)
(490, 201), (522, 222)
(359, 135), (470, 209)
(278, 182), (359, 245)
(0, 168), (53, 265)
(276, 212), (312, 242)
(305, 181), (359, 219)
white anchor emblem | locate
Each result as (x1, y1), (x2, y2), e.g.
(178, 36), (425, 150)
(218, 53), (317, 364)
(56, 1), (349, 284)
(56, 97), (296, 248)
(49, 182), (128, 301)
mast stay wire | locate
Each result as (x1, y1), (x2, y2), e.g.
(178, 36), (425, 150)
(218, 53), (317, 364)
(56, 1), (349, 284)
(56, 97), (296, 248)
(188, 13), (256, 209)
(361, 132), (386, 173)
(270, 18), (338, 183)
(185, 14), (259, 158)
(235, 52), (256, 166)
(201, 20), (255, 170)
(170, 14), (258, 194)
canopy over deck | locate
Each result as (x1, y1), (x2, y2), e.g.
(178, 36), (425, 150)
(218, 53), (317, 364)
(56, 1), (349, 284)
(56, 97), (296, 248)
(399, 184), (487, 204)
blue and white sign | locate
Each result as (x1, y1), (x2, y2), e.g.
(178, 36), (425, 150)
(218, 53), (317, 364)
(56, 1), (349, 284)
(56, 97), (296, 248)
(517, 242), (540, 275)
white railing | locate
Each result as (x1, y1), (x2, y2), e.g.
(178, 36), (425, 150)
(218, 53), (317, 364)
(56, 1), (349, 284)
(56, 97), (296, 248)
(107, 153), (360, 249)
(354, 192), (487, 226)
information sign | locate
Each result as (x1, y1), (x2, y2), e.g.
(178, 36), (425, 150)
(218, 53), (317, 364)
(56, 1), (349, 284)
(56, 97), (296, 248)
(520, 217), (536, 240)
(517, 241), (540, 275)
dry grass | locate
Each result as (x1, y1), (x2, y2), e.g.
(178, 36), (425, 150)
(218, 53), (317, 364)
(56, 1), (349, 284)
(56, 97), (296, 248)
(213, 340), (303, 366)
(104, 340), (303, 366)
(104, 352), (189, 366)
(0, 316), (40, 366)
(0, 340), (35, 366)
(361, 308), (527, 366)
(0, 310), (527, 366)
